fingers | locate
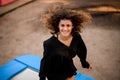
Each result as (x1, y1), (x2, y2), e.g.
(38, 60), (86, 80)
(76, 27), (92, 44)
(89, 66), (92, 69)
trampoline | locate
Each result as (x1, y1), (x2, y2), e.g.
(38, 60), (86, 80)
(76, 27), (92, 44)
(0, 54), (95, 80)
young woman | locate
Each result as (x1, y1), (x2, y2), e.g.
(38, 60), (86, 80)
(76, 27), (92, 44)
(39, 9), (92, 80)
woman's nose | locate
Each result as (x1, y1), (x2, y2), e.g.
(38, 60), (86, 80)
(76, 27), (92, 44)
(63, 26), (68, 30)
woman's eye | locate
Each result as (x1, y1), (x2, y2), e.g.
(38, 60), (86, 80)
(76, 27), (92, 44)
(67, 24), (70, 27)
(61, 24), (65, 27)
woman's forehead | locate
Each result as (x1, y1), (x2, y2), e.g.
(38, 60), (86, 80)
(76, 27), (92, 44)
(59, 19), (72, 24)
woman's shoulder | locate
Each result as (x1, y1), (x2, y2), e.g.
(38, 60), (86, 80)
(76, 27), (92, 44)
(44, 36), (56, 45)
(73, 32), (82, 39)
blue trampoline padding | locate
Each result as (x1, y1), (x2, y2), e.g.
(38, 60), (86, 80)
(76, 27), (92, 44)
(75, 72), (95, 80)
(0, 54), (95, 80)
(0, 60), (27, 80)
(15, 54), (42, 72)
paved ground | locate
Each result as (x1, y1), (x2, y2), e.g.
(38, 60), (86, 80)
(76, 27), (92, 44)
(0, 0), (120, 80)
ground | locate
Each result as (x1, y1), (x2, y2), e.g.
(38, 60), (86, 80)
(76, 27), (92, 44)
(0, 0), (120, 80)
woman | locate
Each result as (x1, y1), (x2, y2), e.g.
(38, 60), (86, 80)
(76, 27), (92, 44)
(39, 9), (92, 80)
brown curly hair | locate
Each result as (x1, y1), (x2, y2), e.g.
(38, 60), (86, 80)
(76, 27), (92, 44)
(43, 9), (92, 35)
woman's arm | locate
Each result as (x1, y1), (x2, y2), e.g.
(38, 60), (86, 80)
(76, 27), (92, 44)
(76, 34), (90, 68)
(39, 41), (51, 80)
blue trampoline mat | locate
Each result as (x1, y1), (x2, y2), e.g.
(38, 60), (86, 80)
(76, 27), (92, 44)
(0, 54), (95, 80)
(0, 60), (27, 80)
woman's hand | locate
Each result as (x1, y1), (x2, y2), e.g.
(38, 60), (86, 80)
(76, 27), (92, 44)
(88, 66), (92, 69)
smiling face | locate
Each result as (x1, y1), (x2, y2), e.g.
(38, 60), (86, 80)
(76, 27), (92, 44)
(58, 19), (73, 37)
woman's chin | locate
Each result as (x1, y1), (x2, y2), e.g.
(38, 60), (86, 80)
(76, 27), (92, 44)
(62, 34), (71, 37)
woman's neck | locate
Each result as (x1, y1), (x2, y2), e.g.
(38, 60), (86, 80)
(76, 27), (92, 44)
(58, 33), (73, 47)
(58, 34), (72, 41)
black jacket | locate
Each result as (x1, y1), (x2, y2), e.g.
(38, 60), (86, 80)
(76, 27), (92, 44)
(39, 33), (90, 80)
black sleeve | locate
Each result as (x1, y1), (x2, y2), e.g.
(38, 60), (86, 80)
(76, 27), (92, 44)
(39, 41), (51, 80)
(76, 34), (90, 68)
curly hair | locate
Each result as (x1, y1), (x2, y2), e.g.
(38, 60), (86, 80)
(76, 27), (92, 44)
(43, 9), (92, 35)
